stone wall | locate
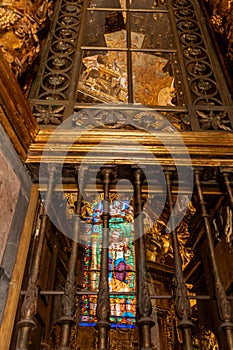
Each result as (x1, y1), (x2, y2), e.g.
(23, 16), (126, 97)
(0, 124), (32, 323)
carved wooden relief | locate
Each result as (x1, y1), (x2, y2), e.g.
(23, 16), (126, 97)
(0, 0), (53, 77)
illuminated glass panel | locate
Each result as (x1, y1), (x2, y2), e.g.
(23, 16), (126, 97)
(79, 195), (136, 328)
(77, 0), (178, 107)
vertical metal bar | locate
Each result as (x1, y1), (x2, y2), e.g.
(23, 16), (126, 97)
(166, 0), (193, 106)
(126, 0), (134, 103)
(57, 166), (85, 350)
(96, 168), (113, 350)
(16, 164), (57, 350)
(194, 169), (233, 350)
(220, 169), (233, 211)
(133, 168), (154, 350)
(164, 170), (193, 350)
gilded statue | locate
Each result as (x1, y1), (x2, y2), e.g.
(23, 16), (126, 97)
(213, 203), (233, 245)
(0, 0), (53, 76)
(145, 220), (172, 264)
(207, 0), (233, 60)
(145, 199), (195, 268)
(192, 327), (219, 349)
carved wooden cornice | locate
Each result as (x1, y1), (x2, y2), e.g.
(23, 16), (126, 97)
(0, 49), (38, 160)
(27, 129), (233, 167)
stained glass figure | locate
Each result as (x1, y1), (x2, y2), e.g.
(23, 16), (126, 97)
(79, 195), (136, 328)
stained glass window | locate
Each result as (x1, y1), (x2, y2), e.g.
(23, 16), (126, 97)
(79, 194), (136, 328)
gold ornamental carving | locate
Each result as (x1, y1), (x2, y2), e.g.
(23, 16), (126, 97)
(206, 0), (233, 60)
(145, 200), (195, 269)
(0, 0), (53, 77)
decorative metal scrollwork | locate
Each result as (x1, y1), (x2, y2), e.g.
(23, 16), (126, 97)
(74, 107), (190, 133)
(172, 0), (223, 105)
(72, 108), (191, 131)
(171, 0), (233, 130)
(27, 0), (233, 130)
(29, 0), (84, 123)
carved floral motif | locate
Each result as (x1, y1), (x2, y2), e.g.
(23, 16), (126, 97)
(96, 272), (110, 322)
(196, 110), (232, 130)
(21, 278), (38, 319)
(61, 279), (76, 317)
(175, 273), (192, 321)
(137, 270), (152, 317)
